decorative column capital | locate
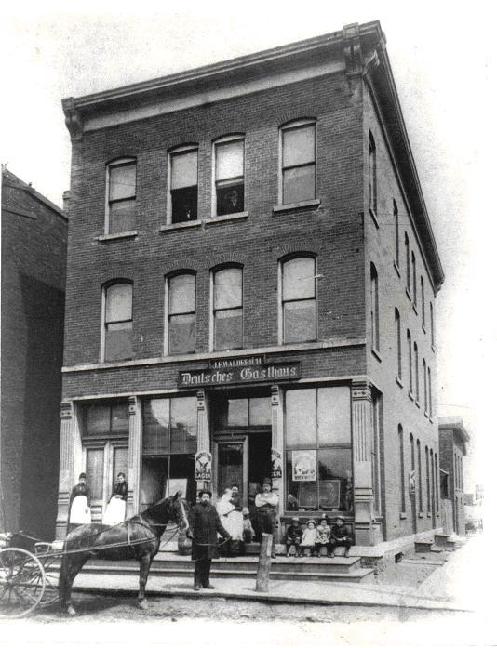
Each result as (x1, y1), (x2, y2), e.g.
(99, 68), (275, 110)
(128, 396), (138, 416)
(351, 379), (372, 402)
(60, 401), (74, 419)
(196, 390), (206, 411)
(271, 385), (280, 407)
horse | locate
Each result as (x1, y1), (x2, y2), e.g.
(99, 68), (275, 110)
(59, 492), (189, 615)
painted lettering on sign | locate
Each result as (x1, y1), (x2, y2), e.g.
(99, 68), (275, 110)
(178, 362), (300, 388)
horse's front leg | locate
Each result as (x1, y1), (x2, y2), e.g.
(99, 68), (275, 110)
(138, 554), (152, 610)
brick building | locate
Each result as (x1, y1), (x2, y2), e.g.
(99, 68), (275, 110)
(57, 21), (444, 553)
(1, 167), (67, 539)
(438, 417), (469, 536)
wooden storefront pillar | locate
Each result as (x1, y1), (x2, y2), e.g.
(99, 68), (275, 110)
(127, 396), (142, 516)
(271, 385), (284, 540)
(56, 401), (82, 539)
(351, 380), (375, 546)
(196, 390), (210, 490)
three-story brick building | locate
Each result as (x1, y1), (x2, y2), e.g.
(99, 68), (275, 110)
(57, 21), (444, 553)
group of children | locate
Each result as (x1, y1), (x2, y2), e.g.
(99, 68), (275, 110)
(285, 514), (353, 558)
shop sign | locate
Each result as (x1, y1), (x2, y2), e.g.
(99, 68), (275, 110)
(291, 450), (317, 482)
(271, 448), (282, 479)
(209, 355), (264, 369)
(195, 451), (212, 481)
(178, 361), (300, 388)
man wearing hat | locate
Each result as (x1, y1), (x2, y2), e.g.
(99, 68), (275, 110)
(254, 478), (279, 558)
(329, 516), (353, 557)
(188, 489), (231, 590)
(285, 517), (302, 557)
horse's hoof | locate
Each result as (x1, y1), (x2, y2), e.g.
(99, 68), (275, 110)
(66, 605), (76, 617)
(138, 599), (148, 610)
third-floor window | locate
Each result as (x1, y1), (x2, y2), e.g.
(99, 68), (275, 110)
(169, 147), (198, 223)
(280, 121), (316, 205)
(106, 158), (136, 234)
(214, 136), (245, 216)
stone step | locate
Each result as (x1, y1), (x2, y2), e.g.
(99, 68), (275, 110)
(414, 540), (434, 553)
(434, 535), (457, 550)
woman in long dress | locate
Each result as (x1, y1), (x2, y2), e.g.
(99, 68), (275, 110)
(102, 472), (128, 526)
(67, 473), (91, 532)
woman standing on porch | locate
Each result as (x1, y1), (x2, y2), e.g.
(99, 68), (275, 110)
(102, 472), (128, 526)
(67, 473), (91, 532)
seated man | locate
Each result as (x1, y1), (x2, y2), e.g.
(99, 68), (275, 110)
(329, 516), (353, 557)
(285, 517), (302, 557)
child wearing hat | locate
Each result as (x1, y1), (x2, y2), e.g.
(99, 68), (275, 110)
(315, 515), (332, 557)
(330, 516), (353, 557)
(285, 517), (302, 557)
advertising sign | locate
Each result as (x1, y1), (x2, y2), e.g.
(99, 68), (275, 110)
(178, 362), (300, 388)
(271, 448), (282, 479)
(291, 450), (317, 482)
(195, 451), (212, 481)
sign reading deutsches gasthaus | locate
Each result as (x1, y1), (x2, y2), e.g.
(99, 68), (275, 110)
(178, 361), (300, 388)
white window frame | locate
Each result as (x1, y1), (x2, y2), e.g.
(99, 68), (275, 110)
(279, 256), (318, 345)
(211, 135), (245, 218)
(278, 119), (316, 206)
(209, 266), (244, 352)
(164, 272), (196, 356)
(100, 281), (133, 363)
(104, 157), (137, 234)
(167, 145), (199, 225)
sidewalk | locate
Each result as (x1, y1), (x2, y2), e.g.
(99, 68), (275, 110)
(68, 539), (483, 614)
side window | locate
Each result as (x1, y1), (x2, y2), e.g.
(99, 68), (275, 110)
(212, 267), (243, 350)
(395, 308), (402, 379)
(103, 282), (133, 362)
(368, 132), (377, 215)
(370, 263), (380, 351)
(169, 147), (198, 223)
(167, 273), (196, 355)
(106, 158), (136, 234)
(281, 256), (317, 343)
(405, 233), (411, 293)
(214, 137), (245, 216)
(280, 121), (316, 205)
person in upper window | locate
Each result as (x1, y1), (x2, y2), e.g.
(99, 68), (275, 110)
(102, 472), (128, 526)
(67, 473), (91, 532)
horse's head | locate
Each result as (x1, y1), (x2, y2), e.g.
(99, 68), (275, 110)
(144, 492), (190, 533)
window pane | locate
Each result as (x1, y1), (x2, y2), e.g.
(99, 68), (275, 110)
(317, 387), (351, 445)
(227, 399), (248, 427)
(216, 140), (244, 180)
(214, 269), (242, 309)
(105, 322), (132, 362)
(318, 448), (353, 511)
(86, 404), (110, 435)
(249, 397), (271, 426)
(142, 399), (170, 455)
(282, 125), (315, 167)
(216, 182), (244, 216)
(113, 447), (128, 482)
(169, 274), (195, 314)
(283, 166), (315, 204)
(169, 313), (195, 354)
(170, 397), (197, 454)
(171, 186), (197, 223)
(171, 150), (197, 189)
(109, 163), (136, 201)
(106, 284), (132, 323)
(214, 309), (242, 350)
(284, 300), (316, 343)
(109, 200), (135, 233)
(218, 443), (243, 498)
(286, 451), (318, 510)
(286, 389), (316, 448)
(86, 449), (104, 501)
(111, 402), (129, 435)
(283, 257), (315, 300)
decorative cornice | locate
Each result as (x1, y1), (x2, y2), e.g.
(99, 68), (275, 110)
(62, 98), (83, 140)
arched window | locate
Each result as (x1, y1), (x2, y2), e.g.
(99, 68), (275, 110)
(398, 425), (406, 512)
(430, 302), (435, 348)
(423, 359), (427, 414)
(102, 281), (133, 362)
(417, 439), (423, 512)
(394, 199), (399, 266)
(370, 263), (380, 351)
(280, 120), (316, 205)
(407, 329), (413, 394)
(413, 341), (419, 402)
(428, 366), (433, 417)
(421, 276), (426, 328)
(106, 158), (136, 234)
(213, 135), (245, 217)
(425, 445), (431, 513)
(169, 145), (198, 223)
(368, 132), (377, 215)
(395, 308), (402, 379)
(411, 252), (417, 305)
(166, 273), (196, 355)
(281, 256), (317, 343)
(405, 233), (411, 293)
(212, 266), (243, 350)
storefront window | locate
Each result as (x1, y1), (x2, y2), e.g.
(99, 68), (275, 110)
(285, 387), (353, 513)
(224, 397), (272, 428)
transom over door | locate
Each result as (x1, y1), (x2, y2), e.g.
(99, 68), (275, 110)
(213, 437), (248, 507)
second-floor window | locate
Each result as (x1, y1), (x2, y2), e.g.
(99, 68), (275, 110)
(281, 121), (316, 205)
(106, 158), (136, 234)
(411, 252), (417, 305)
(281, 256), (317, 343)
(167, 273), (196, 355)
(395, 309), (402, 379)
(214, 137), (245, 216)
(368, 132), (377, 215)
(394, 200), (399, 266)
(370, 263), (380, 352)
(169, 147), (198, 223)
(414, 341), (419, 402)
(405, 233), (411, 293)
(213, 267), (243, 350)
(103, 282), (133, 362)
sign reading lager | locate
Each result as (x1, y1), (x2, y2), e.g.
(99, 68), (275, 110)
(195, 451), (212, 481)
(178, 361), (300, 388)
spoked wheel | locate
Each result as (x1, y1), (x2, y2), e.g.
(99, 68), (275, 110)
(0, 548), (46, 618)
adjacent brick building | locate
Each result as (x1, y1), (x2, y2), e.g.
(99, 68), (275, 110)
(439, 417), (469, 536)
(1, 167), (67, 539)
(57, 21), (444, 553)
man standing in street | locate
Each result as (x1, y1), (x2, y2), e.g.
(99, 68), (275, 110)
(189, 489), (231, 590)
(255, 478), (279, 558)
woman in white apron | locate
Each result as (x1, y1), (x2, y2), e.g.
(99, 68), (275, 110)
(68, 473), (91, 532)
(102, 472), (128, 526)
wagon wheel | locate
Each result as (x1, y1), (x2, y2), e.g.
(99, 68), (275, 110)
(0, 548), (46, 618)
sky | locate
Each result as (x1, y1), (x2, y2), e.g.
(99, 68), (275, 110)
(1, 0), (495, 500)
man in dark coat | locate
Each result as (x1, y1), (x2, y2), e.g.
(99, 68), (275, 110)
(329, 516), (353, 557)
(188, 489), (231, 590)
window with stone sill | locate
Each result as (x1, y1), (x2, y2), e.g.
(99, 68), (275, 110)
(169, 146), (198, 224)
(281, 256), (317, 344)
(280, 120), (316, 205)
(102, 281), (133, 362)
(213, 136), (245, 217)
(368, 132), (377, 217)
(212, 266), (243, 351)
(106, 158), (136, 234)
(166, 273), (196, 355)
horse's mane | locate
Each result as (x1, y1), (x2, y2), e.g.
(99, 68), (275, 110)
(131, 492), (189, 526)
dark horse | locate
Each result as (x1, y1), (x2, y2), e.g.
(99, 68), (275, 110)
(59, 492), (189, 615)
